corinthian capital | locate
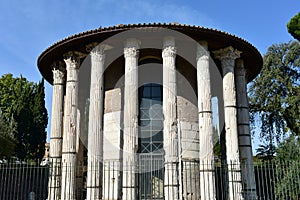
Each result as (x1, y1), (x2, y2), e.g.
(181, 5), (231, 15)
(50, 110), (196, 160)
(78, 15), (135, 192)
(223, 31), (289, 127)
(51, 61), (65, 85)
(162, 46), (177, 57)
(124, 47), (139, 58)
(213, 46), (242, 68)
(124, 38), (141, 58)
(162, 36), (176, 58)
(63, 51), (85, 70)
(87, 43), (109, 64)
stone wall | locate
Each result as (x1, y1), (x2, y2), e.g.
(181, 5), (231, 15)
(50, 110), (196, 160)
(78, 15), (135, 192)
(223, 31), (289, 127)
(103, 88), (122, 199)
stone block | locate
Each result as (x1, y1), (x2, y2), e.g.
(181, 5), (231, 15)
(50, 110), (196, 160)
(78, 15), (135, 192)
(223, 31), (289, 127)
(104, 88), (121, 113)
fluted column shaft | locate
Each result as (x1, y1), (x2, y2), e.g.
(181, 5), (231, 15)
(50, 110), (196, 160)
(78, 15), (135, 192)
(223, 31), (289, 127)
(162, 36), (179, 200)
(197, 42), (216, 200)
(214, 46), (243, 200)
(61, 52), (81, 200)
(236, 59), (257, 200)
(86, 44), (106, 200)
(48, 63), (65, 200)
(122, 38), (140, 200)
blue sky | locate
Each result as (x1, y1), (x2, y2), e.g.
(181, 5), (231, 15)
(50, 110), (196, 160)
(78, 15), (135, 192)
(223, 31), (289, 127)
(0, 0), (299, 150)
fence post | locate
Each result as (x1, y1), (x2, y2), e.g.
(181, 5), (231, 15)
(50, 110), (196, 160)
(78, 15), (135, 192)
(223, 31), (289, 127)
(28, 192), (35, 200)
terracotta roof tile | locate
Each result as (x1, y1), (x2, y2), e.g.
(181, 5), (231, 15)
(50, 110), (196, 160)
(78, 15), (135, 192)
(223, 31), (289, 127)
(37, 23), (262, 84)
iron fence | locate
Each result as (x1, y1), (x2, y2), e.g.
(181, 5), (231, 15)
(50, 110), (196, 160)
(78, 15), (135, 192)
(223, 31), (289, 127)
(0, 161), (49, 200)
(0, 159), (299, 199)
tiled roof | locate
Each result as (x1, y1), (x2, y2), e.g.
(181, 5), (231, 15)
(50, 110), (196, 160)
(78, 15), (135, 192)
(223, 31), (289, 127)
(37, 23), (263, 84)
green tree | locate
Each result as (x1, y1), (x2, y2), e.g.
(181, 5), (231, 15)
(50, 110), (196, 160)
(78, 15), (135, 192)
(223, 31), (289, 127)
(0, 110), (16, 158)
(276, 135), (300, 161)
(255, 143), (276, 161)
(249, 41), (300, 144)
(0, 74), (48, 160)
(29, 79), (48, 159)
(275, 135), (300, 199)
(213, 126), (221, 160)
(287, 12), (300, 41)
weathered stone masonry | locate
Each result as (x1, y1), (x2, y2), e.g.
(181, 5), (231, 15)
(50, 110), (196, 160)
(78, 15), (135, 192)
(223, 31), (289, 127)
(38, 23), (262, 200)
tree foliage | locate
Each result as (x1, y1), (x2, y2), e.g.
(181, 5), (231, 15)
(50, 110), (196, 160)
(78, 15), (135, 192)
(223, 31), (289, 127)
(275, 135), (300, 199)
(0, 110), (16, 158)
(249, 41), (300, 144)
(0, 74), (48, 160)
(276, 135), (300, 161)
(287, 12), (300, 41)
(213, 126), (221, 160)
(255, 143), (276, 161)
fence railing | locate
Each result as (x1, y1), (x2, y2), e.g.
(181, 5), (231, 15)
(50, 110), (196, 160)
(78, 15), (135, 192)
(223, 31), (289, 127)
(0, 161), (49, 200)
(0, 159), (299, 200)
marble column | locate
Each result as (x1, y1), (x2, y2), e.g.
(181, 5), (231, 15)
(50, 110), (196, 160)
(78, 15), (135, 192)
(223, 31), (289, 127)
(235, 59), (257, 200)
(162, 36), (179, 200)
(48, 62), (65, 200)
(214, 46), (244, 200)
(197, 41), (216, 200)
(122, 38), (140, 200)
(61, 51), (83, 200)
(86, 44), (106, 200)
